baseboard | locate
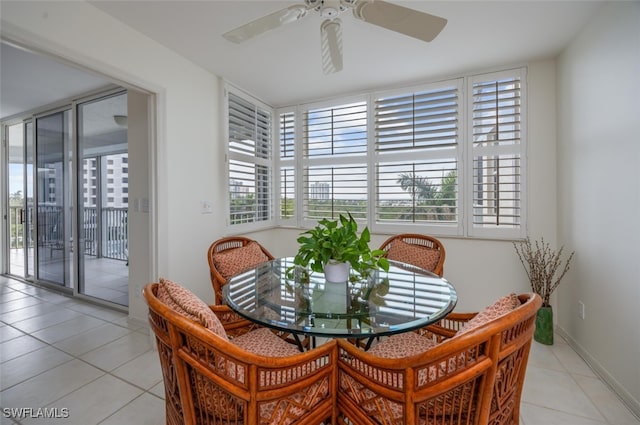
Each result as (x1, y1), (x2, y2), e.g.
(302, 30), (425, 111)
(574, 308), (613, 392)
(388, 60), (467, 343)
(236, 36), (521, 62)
(126, 315), (149, 330)
(556, 326), (640, 420)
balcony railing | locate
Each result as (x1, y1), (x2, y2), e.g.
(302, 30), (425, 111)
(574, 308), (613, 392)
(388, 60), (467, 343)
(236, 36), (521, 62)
(8, 205), (128, 262)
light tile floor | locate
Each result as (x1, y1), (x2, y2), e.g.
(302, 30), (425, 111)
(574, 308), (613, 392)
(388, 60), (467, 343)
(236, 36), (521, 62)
(8, 249), (129, 306)
(1, 276), (638, 425)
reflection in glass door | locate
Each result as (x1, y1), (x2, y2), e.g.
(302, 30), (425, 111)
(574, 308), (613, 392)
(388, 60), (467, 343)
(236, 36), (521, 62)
(35, 110), (72, 287)
(77, 91), (129, 306)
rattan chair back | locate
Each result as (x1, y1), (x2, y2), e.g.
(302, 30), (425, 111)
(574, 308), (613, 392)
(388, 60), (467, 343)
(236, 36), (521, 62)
(143, 283), (337, 425)
(337, 292), (541, 425)
(207, 236), (274, 305)
(379, 233), (446, 276)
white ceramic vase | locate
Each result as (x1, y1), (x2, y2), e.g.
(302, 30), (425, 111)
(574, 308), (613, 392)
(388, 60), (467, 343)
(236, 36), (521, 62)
(323, 260), (350, 283)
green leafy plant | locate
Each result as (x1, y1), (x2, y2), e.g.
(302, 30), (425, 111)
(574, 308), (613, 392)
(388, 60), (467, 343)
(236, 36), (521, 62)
(513, 237), (575, 307)
(292, 213), (389, 280)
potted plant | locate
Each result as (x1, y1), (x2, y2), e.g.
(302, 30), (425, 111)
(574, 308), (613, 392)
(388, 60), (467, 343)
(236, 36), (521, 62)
(292, 213), (389, 282)
(513, 237), (575, 345)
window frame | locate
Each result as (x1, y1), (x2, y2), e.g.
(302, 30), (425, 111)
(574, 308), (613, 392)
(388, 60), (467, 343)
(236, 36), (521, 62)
(275, 105), (298, 227)
(371, 78), (464, 237)
(268, 67), (527, 240)
(224, 83), (274, 231)
(299, 95), (369, 229)
(465, 68), (527, 239)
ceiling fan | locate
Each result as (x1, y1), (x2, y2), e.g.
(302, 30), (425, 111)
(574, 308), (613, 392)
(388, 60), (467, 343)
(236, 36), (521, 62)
(223, 0), (447, 75)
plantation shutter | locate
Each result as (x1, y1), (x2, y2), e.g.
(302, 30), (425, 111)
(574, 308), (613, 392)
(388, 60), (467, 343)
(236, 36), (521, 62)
(278, 111), (296, 222)
(302, 100), (368, 221)
(228, 91), (272, 225)
(279, 111), (295, 158)
(375, 86), (458, 152)
(469, 69), (525, 237)
(374, 81), (461, 232)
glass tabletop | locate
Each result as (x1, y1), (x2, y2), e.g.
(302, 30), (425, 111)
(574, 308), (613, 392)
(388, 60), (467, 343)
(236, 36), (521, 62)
(224, 257), (457, 339)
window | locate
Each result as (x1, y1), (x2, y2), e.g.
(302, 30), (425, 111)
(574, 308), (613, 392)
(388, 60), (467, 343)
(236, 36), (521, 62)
(374, 80), (462, 235)
(226, 86), (272, 226)
(278, 110), (296, 222)
(468, 69), (525, 238)
(301, 99), (368, 223)
(272, 67), (526, 239)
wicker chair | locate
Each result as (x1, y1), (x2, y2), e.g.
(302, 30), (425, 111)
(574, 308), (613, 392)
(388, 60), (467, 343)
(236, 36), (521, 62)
(144, 282), (337, 425)
(336, 293), (541, 425)
(379, 234), (446, 276)
(207, 236), (274, 305)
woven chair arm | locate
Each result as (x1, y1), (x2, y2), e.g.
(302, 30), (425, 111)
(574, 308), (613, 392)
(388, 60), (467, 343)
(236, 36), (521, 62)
(209, 304), (260, 337)
(411, 312), (477, 342)
(432, 312), (476, 331)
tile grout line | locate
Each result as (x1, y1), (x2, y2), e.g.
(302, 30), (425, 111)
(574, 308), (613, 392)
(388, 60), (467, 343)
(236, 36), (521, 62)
(1, 284), (165, 423)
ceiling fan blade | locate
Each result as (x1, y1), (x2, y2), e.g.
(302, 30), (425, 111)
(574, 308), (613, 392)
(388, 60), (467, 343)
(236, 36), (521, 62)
(353, 0), (447, 42)
(223, 4), (309, 43)
(321, 18), (343, 75)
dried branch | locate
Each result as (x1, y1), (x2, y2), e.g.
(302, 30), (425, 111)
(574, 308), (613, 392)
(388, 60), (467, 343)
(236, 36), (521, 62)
(513, 237), (575, 307)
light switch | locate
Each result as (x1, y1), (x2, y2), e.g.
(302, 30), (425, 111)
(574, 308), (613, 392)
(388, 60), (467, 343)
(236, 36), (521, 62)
(138, 198), (150, 213)
(201, 200), (213, 214)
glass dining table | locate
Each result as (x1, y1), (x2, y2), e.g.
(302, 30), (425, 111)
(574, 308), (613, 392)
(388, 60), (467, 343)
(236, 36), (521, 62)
(224, 257), (457, 350)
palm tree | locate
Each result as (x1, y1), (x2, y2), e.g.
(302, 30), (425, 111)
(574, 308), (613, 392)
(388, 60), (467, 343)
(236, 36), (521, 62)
(9, 190), (23, 206)
(397, 171), (457, 221)
(438, 171), (456, 204)
(397, 173), (438, 200)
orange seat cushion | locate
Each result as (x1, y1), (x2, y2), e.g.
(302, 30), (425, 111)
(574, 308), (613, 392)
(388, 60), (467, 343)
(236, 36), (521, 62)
(368, 331), (437, 358)
(386, 239), (440, 272)
(457, 293), (520, 335)
(156, 277), (228, 339)
(212, 241), (269, 279)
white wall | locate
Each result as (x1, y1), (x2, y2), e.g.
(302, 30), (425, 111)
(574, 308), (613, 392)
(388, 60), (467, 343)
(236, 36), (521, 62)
(252, 59), (560, 313)
(556, 1), (640, 414)
(1, 1), (227, 318)
(127, 89), (151, 320)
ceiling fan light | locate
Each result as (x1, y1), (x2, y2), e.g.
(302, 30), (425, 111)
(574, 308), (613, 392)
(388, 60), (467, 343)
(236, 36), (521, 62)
(321, 7), (339, 18)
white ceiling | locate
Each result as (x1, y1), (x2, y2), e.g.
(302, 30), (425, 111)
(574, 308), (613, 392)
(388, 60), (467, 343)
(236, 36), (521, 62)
(1, 0), (604, 117)
(0, 42), (111, 120)
(89, 0), (604, 107)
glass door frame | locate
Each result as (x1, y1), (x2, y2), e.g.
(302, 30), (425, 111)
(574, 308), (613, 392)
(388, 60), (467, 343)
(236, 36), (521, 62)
(75, 88), (129, 308)
(31, 105), (74, 293)
(4, 104), (78, 296)
(3, 89), (130, 310)
(3, 118), (34, 281)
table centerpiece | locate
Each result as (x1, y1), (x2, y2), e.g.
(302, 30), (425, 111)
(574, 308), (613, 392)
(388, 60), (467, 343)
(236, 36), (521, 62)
(290, 213), (389, 283)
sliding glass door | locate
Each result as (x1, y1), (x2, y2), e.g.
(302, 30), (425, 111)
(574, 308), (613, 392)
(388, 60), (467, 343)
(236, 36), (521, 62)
(6, 121), (34, 280)
(77, 91), (129, 306)
(4, 89), (129, 306)
(5, 111), (72, 289)
(35, 109), (72, 287)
